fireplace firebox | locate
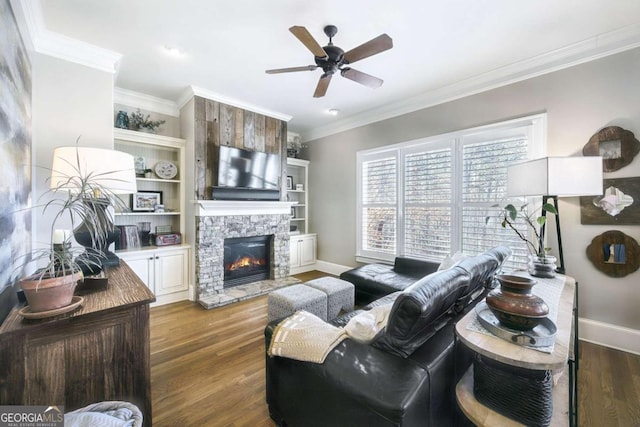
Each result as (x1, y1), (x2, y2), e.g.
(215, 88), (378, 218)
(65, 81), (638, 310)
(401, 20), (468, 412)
(223, 235), (272, 287)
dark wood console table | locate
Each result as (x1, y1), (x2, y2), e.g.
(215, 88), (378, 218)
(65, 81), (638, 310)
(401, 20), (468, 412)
(455, 275), (576, 426)
(0, 262), (155, 426)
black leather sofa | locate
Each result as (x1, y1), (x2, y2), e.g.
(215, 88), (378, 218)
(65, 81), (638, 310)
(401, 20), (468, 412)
(265, 246), (511, 427)
(339, 257), (441, 305)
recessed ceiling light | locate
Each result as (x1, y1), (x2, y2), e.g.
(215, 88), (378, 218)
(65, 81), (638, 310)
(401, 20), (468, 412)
(328, 109), (340, 116)
(164, 46), (184, 57)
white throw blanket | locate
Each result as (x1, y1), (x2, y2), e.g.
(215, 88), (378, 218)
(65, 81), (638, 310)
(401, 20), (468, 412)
(65, 401), (143, 427)
(269, 310), (347, 363)
(269, 305), (393, 364)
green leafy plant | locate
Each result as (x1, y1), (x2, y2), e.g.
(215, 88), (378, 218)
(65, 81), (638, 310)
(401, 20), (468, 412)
(16, 141), (129, 283)
(488, 202), (558, 256)
(129, 109), (165, 133)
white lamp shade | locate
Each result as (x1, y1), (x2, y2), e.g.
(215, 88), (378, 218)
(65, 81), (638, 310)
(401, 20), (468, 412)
(50, 147), (137, 194)
(507, 156), (603, 197)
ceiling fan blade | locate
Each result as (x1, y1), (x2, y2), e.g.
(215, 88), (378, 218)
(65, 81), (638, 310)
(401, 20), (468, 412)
(313, 74), (332, 98)
(343, 34), (393, 64)
(266, 65), (318, 74)
(289, 26), (328, 58)
(341, 68), (383, 88)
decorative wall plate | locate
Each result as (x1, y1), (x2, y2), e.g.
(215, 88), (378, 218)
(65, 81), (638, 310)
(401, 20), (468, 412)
(154, 160), (178, 179)
(586, 230), (640, 277)
(583, 126), (640, 172)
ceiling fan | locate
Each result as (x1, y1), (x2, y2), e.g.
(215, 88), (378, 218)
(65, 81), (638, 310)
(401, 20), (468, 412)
(266, 25), (393, 98)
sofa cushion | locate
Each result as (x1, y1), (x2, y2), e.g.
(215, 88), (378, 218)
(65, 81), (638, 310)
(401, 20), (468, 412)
(371, 267), (471, 357)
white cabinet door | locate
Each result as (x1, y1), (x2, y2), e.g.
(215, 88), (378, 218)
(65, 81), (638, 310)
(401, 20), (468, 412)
(118, 252), (154, 292)
(299, 235), (316, 266)
(154, 248), (188, 296)
(118, 246), (189, 297)
(289, 234), (317, 272)
(290, 238), (301, 267)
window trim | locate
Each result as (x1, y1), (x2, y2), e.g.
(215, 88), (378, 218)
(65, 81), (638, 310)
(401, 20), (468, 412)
(356, 113), (547, 264)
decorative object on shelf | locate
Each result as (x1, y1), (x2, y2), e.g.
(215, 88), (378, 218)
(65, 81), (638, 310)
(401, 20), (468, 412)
(154, 204), (165, 213)
(17, 143), (136, 312)
(291, 207), (296, 218)
(580, 177), (640, 225)
(138, 222), (151, 246)
(485, 275), (549, 331)
(506, 156), (603, 274)
(287, 134), (302, 158)
(154, 160), (178, 179)
(286, 176), (293, 190)
(115, 225), (141, 250)
(296, 183), (304, 191)
(583, 126), (640, 172)
(115, 110), (130, 129)
(154, 232), (182, 246)
(131, 191), (162, 212)
(586, 230), (640, 277)
(129, 109), (166, 133)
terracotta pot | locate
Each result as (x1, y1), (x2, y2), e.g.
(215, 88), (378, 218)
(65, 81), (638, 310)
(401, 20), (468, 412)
(20, 272), (82, 313)
(486, 274), (549, 331)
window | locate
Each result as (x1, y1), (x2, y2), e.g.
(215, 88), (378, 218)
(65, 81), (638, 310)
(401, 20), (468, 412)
(356, 114), (546, 268)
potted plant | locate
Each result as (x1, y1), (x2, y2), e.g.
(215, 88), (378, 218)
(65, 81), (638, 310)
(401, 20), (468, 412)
(16, 144), (133, 313)
(129, 109), (165, 133)
(489, 202), (558, 277)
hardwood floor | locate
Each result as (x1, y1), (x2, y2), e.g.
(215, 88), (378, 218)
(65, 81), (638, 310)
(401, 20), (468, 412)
(150, 272), (640, 426)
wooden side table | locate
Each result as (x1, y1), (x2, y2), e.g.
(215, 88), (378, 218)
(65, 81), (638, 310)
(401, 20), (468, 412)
(455, 275), (576, 426)
(0, 262), (156, 426)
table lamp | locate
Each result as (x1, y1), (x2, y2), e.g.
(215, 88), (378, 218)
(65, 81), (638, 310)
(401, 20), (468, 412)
(50, 146), (137, 274)
(507, 156), (603, 274)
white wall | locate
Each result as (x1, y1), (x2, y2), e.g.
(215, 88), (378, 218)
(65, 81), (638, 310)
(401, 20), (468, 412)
(32, 53), (114, 250)
(306, 47), (640, 351)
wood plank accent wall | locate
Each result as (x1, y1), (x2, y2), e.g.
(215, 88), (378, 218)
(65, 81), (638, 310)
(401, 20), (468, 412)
(193, 96), (288, 200)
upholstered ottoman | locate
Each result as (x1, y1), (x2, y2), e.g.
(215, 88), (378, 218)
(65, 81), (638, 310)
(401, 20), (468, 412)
(304, 277), (355, 320)
(268, 284), (328, 322)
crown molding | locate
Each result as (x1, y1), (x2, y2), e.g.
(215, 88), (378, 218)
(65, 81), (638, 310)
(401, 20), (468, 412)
(303, 22), (640, 142)
(114, 87), (180, 117)
(12, 0), (121, 74)
(179, 85), (292, 122)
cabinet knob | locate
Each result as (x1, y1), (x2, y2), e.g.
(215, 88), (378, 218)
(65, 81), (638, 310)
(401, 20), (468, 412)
(149, 257), (153, 260)
(155, 256), (159, 259)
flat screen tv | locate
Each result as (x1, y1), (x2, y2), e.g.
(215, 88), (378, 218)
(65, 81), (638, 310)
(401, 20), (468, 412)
(217, 145), (280, 190)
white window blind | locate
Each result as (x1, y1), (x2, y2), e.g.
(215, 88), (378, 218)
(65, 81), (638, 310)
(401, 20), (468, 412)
(404, 147), (453, 260)
(356, 114), (546, 267)
(360, 154), (397, 260)
(461, 135), (530, 269)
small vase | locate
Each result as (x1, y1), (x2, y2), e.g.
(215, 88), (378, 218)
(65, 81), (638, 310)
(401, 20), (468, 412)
(528, 254), (557, 278)
(115, 110), (130, 129)
(486, 274), (549, 330)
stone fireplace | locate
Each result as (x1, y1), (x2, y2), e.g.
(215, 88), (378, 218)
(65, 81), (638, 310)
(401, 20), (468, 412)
(194, 201), (295, 304)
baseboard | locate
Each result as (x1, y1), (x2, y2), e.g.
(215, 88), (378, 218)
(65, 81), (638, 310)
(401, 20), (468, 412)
(579, 317), (640, 355)
(314, 260), (353, 276)
(152, 291), (190, 307)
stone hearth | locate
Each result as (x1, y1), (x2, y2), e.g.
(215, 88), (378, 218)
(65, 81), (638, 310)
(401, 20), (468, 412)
(194, 201), (297, 308)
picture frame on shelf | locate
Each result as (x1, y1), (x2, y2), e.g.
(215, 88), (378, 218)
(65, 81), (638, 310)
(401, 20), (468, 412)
(291, 207), (296, 218)
(286, 176), (293, 190)
(131, 191), (163, 212)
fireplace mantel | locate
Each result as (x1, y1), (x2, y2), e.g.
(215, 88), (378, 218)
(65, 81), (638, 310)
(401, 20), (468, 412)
(193, 200), (297, 216)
